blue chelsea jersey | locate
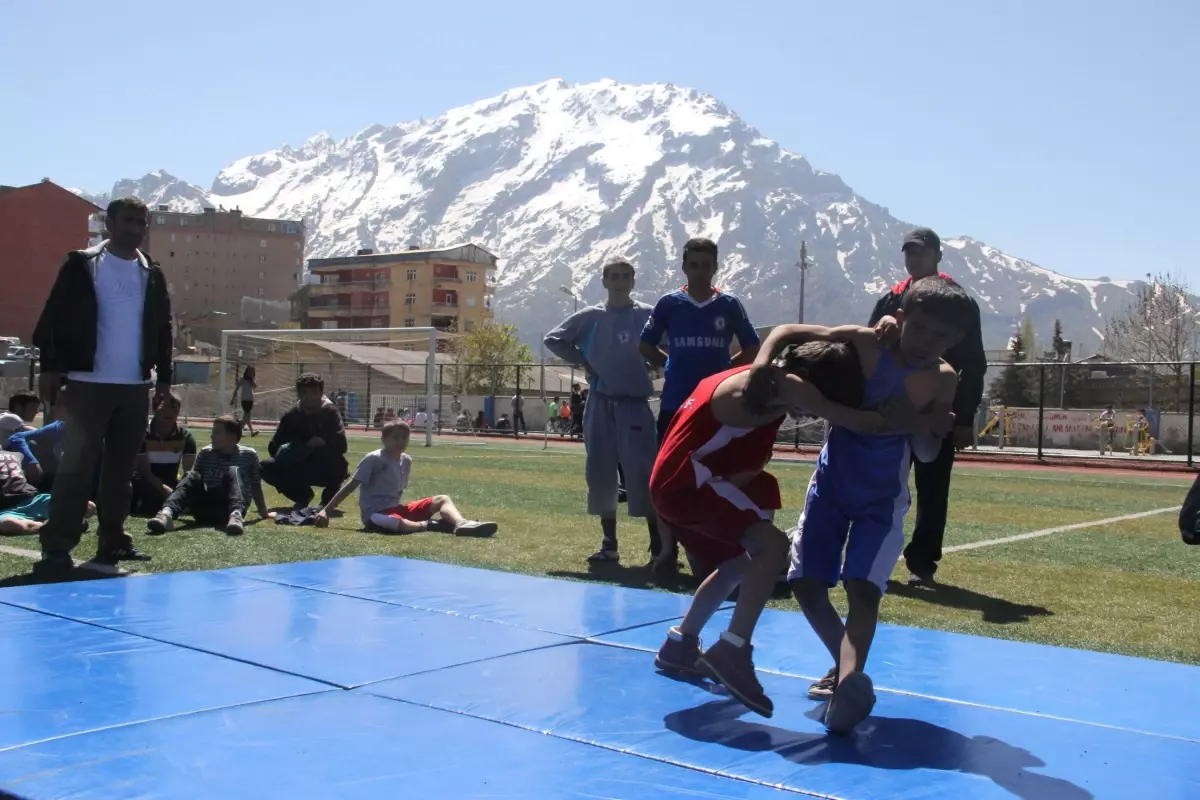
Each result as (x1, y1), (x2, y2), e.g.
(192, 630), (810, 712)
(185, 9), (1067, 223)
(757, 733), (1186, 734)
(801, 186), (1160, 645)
(640, 288), (760, 412)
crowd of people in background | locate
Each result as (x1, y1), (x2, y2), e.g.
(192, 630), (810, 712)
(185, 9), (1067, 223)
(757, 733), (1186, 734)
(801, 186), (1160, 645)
(0, 196), (497, 575)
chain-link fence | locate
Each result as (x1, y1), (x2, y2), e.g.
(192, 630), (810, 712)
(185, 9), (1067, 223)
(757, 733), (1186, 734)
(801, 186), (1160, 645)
(974, 359), (1199, 463)
(7, 355), (1200, 463)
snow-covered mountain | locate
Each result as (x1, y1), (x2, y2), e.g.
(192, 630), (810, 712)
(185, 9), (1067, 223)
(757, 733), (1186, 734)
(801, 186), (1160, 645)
(76, 78), (1139, 353)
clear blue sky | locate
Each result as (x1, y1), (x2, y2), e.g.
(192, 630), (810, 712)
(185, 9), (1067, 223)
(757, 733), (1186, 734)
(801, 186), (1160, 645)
(2, 0), (1196, 284)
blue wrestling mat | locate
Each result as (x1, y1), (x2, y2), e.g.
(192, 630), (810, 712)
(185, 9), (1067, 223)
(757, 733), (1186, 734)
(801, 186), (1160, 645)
(0, 555), (1195, 798)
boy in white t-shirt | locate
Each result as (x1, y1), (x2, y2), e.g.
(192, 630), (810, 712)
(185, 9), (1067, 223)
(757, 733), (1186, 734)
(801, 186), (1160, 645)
(0, 391), (40, 448)
(315, 420), (498, 536)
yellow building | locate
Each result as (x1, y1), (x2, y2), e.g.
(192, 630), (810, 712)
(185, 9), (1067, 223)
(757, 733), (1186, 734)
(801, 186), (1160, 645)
(304, 244), (497, 333)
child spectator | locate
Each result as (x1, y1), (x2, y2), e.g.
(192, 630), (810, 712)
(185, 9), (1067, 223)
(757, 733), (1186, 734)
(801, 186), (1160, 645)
(0, 391), (40, 447)
(130, 391), (197, 514)
(261, 373), (349, 509)
(315, 420), (496, 536)
(147, 415), (269, 536)
(0, 450), (95, 536)
(229, 366), (258, 437)
(7, 403), (67, 492)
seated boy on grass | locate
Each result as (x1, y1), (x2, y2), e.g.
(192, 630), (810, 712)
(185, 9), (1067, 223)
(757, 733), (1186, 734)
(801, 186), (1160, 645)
(759, 275), (966, 734)
(315, 420), (497, 536)
(147, 415), (270, 537)
(651, 339), (907, 718)
(0, 450), (94, 536)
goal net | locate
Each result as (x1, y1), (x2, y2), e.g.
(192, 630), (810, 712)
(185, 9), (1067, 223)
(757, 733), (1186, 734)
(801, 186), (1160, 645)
(213, 327), (442, 446)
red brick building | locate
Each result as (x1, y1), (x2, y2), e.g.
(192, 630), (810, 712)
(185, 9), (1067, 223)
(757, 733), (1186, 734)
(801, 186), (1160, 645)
(0, 180), (102, 343)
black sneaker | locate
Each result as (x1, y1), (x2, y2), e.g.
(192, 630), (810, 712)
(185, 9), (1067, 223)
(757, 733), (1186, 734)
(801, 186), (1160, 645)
(32, 551), (74, 576)
(95, 546), (152, 565)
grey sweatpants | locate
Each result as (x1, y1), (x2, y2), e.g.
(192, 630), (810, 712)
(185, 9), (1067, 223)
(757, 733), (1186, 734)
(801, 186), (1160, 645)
(583, 393), (657, 518)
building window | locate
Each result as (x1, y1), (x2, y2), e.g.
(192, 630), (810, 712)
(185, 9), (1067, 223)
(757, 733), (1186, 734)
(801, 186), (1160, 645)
(483, 295), (493, 309)
(267, 223), (276, 232)
(170, 233), (176, 242)
(284, 223), (299, 235)
(185, 235), (192, 243)
(293, 241), (301, 250)
(169, 251), (175, 257)
(259, 271), (265, 279)
(464, 320), (476, 332)
(260, 239), (267, 248)
(375, 296), (387, 307)
(406, 269), (417, 281)
(257, 288), (264, 296)
(259, 255), (266, 263)
(372, 317), (386, 328)
(156, 215), (165, 225)
(404, 318), (415, 328)
(466, 295), (476, 308)
(321, 321), (337, 329)
(405, 293), (415, 305)
(466, 270), (477, 283)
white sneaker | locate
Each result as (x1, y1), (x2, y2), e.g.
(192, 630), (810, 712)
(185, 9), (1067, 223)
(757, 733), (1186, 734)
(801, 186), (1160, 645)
(146, 512), (174, 535)
(454, 520), (498, 537)
(225, 511), (245, 536)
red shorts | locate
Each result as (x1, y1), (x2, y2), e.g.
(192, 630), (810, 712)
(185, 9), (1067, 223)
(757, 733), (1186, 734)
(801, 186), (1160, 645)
(652, 471), (781, 570)
(378, 497), (436, 522)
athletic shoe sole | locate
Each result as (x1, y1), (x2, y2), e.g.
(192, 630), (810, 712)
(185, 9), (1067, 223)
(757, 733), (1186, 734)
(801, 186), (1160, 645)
(824, 671), (876, 734)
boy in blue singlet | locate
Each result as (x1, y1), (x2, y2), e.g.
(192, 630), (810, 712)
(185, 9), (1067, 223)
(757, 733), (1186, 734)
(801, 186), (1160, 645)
(745, 275), (969, 734)
(640, 237), (761, 570)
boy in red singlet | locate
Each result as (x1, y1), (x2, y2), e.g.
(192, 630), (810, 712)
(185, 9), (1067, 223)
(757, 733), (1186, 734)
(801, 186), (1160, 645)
(651, 340), (898, 717)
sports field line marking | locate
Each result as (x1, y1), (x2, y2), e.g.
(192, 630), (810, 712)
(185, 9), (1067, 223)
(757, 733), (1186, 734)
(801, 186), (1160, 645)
(944, 505), (1179, 553)
(0, 544), (142, 576)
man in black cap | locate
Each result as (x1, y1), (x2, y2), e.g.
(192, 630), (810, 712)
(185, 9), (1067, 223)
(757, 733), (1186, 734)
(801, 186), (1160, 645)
(868, 227), (987, 585)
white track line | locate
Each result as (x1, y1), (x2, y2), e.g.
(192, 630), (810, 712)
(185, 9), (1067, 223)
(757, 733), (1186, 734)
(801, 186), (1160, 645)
(944, 506), (1179, 553)
(0, 544), (133, 576)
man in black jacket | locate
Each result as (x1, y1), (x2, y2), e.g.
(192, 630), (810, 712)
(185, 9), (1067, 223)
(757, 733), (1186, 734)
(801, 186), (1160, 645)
(31, 196), (173, 571)
(868, 228), (987, 585)
(261, 373), (349, 508)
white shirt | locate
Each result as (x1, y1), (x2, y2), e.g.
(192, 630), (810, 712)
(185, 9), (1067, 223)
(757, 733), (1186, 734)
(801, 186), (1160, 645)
(68, 250), (149, 385)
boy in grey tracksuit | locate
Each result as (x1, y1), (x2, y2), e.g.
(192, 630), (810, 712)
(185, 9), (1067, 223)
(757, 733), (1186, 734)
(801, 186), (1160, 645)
(544, 258), (661, 564)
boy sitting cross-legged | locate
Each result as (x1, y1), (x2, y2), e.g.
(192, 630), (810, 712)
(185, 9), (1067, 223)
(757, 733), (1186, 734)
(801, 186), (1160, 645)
(315, 420), (498, 536)
(762, 275), (967, 734)
(147, 415), (270, 537)
(651, 339), (914, 718)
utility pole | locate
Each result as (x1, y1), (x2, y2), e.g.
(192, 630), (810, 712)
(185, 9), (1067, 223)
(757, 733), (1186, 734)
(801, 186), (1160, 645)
(797, 241), (809, 323)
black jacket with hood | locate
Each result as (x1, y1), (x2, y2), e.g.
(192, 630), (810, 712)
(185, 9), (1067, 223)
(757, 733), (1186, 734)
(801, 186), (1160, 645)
(32, 241), (173, 386)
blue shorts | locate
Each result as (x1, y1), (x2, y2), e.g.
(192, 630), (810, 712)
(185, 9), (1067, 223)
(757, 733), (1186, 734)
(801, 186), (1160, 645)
(787, 473), (909, 593)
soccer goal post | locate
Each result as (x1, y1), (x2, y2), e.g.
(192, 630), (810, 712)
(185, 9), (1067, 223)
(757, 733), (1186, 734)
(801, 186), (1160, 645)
(219, 327), (442, 447)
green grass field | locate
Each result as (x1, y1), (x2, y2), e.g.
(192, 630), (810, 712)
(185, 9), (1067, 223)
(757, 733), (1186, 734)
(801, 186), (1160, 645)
(3, 432), (1198, 665)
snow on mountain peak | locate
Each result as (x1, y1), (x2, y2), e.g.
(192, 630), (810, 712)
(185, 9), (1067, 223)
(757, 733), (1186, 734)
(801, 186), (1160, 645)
(80, 78), (1138, 352)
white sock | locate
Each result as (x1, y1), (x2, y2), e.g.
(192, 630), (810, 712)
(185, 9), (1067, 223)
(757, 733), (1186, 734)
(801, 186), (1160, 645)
(667, 626), (684, 641)
(720, 631), (746, 648)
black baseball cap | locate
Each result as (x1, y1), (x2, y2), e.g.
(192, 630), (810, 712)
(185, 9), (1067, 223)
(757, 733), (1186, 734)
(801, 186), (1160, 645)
(902, 227), (941, 251)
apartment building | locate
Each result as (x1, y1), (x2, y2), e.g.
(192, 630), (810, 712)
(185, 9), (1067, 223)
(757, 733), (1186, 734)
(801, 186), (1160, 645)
(304, 244), (497, 332)
(0, 180), (102, 343)
(144, 206), (305, 344)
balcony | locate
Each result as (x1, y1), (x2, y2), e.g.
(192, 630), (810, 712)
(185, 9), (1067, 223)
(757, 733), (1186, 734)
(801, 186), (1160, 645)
(307, 303), (389, 318)
(431, 302), (459, 315)
(309, 279), (391, 296)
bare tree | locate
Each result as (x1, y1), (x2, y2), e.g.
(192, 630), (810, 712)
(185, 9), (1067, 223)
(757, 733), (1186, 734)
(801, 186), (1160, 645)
(1102, 271), (1199, 409)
